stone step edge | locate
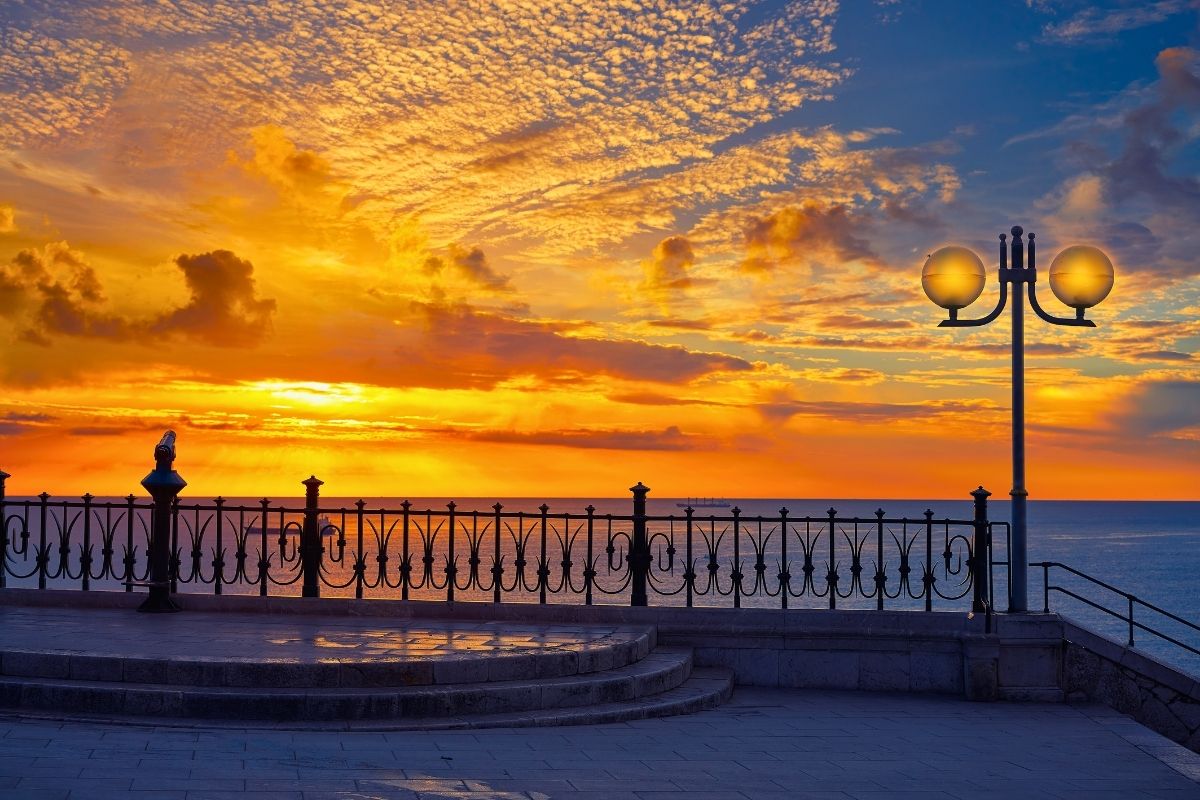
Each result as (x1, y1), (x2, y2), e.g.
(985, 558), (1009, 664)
(0, 648), (695, 721)
(0, 626), (656, 689)
(0, 668), (735, 731)
(406, 669), (735, 731)
(388, 669), (734, 731)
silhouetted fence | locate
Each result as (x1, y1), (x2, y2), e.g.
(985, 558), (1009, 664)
(0, 432), (997, 617)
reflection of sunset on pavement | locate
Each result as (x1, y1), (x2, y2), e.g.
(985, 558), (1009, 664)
(0, 2), (1197, 499)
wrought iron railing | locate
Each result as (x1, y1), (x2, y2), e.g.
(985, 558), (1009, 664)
(1035, 561), (1200, 657)
(0, 432), (995, 615)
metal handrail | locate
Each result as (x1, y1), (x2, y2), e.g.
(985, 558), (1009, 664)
(1034, 561), (1200, 657)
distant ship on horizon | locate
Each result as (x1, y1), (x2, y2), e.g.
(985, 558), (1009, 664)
(675, 498), (732, 508)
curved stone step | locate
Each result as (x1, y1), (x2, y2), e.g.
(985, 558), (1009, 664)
(0, 647), (695, 721)
(0, 667), (735, 731)
(377, 668), (735, 730)
(0, 614), (655, 689)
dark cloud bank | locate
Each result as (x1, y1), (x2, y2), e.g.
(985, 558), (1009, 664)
(0, 246), (275, 347)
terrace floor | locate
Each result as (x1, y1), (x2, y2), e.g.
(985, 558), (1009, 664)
(2, 687), (1200, 799)
(0, 606), (636, 663)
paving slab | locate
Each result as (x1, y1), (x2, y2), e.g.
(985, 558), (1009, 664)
(1, 688), (1199, 798)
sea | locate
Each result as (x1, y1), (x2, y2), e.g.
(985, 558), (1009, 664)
(4, 494), (1199, 676)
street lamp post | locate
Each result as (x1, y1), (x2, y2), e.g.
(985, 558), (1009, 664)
(922, 225), (1114, 613)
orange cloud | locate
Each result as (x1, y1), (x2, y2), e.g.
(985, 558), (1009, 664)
(423, 245), (511, 293)
(642, 235), (696, 292)
(393, 301), (753, 389)
(152, 251), (277, 346)
(466, 425), (715, 452)
(740, 201), (877, 273)
(0, 245), (274, 347)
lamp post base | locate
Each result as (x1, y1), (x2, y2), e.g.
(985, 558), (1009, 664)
(137, 590), (182, 613)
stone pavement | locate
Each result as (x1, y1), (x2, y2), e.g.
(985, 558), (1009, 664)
(2, 687), (1199, 799)
(0, 606), (637, 663)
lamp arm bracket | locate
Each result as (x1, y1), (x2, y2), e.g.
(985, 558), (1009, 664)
(999, 266), (1035, 284)
(938, 280), (1008, 328)
(1028, 282), (1096, 328)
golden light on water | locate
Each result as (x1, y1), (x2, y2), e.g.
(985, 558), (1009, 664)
(921, 246), (986, 310)
(1049, 245), (1115, 309)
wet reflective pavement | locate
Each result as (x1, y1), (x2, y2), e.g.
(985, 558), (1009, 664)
(0, 606), (642, 663)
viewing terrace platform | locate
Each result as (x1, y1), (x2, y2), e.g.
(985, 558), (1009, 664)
(3, 435), (1200, 796)
(1, 598), (1199, 799)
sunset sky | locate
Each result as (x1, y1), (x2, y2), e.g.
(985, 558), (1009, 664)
(0, 0), (1197, 500)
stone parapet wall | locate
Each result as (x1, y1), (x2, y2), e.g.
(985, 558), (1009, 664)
(1062, 619), (1200, 751)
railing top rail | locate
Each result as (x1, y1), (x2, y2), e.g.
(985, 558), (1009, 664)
(302, 507), (980, 526)
(1, 494), (984, 529)
(1035, 560), (1200, 636)
(0, 497), (155, 508)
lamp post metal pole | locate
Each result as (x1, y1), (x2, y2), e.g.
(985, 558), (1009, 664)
(1009, 228), (1028, 613)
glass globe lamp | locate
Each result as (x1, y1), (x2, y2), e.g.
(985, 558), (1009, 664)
(922, 246), (986, 310)
(1048, 245), (1114, 309)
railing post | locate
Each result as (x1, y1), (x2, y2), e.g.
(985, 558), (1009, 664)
(732, 506), (742, 609)
(923, 509), (934, 612)
(213, 496), (225, 595)
(538, 503), (549, 605)
(684, 505), (695, 608)
(584, 504), (595, 606)
(170, 496), (180, 595)
(301, 476), (324, 598)
(123, 494), (136, 593)
(1127, 594), (1135, 648)
(492, 502), (504, 604)
(1042, 562), (1050, 613)
(81, 493), (93, 591)
(875, 508), (885, 611)
(779, 507), (789, 610)
(448, 501), (458, 603)
(38, 492), (49, 589)
(0, 469), (8, 590)
(139, 431), (185, 613)
(401, 500), (411, 600)
(827, 507), (838, 610)
(355, 499), (366, 600)
(629, 482), (651, 607)
(258, 498), (270, 596)
(971, 486), (991, 617)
